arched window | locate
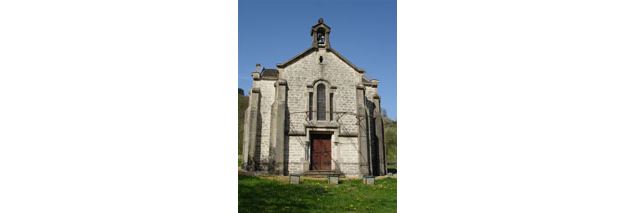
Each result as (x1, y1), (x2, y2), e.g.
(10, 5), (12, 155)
(316, 84), (326, 120)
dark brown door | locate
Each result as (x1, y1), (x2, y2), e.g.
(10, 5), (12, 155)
(310, 134), (331, 170)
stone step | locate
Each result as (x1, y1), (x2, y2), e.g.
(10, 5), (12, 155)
(303, 170), (343, 177)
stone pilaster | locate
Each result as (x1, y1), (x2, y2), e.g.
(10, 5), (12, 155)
(244, 87), (260, 171)
(373, 95), (387, 176)
(356, 84), (370, 176)
(241, 108), (250, 168)
(269, 80), (287, 175)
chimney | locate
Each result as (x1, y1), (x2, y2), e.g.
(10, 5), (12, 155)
(371, 79), (379, 88)
(251, 64), (262, 80)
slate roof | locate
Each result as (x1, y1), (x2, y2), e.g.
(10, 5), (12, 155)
(261, 68), (279, 79)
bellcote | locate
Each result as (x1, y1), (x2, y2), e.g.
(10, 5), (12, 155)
(311, 18), (331, 48)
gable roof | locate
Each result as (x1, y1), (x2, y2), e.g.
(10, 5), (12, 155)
(276, 47), (365, 73)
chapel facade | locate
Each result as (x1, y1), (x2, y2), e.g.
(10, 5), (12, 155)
(242, 19), (387, 177)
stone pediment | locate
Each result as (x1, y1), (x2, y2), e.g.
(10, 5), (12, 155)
(276, 47), (365, 73)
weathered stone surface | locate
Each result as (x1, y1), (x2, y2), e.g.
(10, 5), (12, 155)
(328, 175), (339, 185)
(289, 175), (300, 184)
(373, 96), (387, 176)
(244, 88), (260, 170)
(269, 80), (287, 175)
(363, 176), (375, 185)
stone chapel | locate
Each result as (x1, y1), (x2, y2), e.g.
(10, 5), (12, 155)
(242, 19), (387, 177)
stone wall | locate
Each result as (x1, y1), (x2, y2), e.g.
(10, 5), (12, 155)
(287, 135), (307, 174)
(278, 49), (365, 176)
(280, 49), (362, 136)
(335, 136), (360, 175)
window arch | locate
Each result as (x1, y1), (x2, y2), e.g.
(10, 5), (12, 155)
(316, 84), (326, 120)
(308, 80), (335, 122)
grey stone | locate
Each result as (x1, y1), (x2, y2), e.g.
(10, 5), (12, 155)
(328, 175), (339, 185)
(289, 175), (300, 184)
(363, 176), (375, 185)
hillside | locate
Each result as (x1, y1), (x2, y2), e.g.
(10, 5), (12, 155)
(383, 116), (397, 169)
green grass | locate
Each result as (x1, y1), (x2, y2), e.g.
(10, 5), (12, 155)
(239, 175), (397, 213)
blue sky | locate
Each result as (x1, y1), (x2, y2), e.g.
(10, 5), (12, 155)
(239, 0), (397, 120)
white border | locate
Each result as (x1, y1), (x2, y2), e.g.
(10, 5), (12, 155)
(0, 0), (237, 212)
(400, 0), (635, 212)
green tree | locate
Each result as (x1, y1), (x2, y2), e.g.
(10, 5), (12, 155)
(383, 112), (397, 169)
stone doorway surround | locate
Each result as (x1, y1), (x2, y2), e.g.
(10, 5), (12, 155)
(303, 122), (338, 173)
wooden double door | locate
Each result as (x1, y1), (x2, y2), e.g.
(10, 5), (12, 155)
(310, 134), (332, 171)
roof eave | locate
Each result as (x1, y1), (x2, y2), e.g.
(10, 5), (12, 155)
(276, 47), (317, 68)
(326, 48), (365, 73)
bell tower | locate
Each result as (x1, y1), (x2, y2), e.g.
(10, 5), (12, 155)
(311, 18), (331, 48)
